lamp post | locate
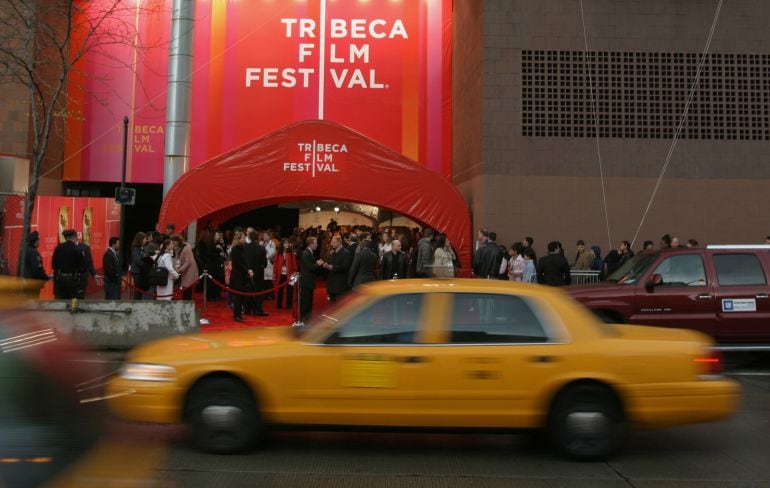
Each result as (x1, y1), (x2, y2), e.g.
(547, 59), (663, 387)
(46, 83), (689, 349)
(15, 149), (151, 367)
(120, 116), (129, 291)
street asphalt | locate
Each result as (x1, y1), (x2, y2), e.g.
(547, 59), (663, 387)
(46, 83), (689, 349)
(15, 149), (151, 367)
(104, 359), (768, 488)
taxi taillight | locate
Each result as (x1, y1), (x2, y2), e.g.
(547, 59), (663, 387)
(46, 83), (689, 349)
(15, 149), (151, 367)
(695, 350), (724, 375)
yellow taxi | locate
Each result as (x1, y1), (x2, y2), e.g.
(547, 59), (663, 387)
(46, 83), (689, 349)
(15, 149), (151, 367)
(0, 277), (165, 487)
(106, 279), (740, 460)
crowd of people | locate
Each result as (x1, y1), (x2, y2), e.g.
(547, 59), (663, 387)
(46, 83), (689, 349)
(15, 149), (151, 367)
(21, 219), (770, 322)
(181, 221), (461, 323)
(21, 228), (112, 300)
(470, 230), (717, 287)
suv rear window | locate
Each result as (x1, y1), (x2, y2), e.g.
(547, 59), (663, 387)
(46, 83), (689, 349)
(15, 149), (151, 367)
(713, 254), (767, 286)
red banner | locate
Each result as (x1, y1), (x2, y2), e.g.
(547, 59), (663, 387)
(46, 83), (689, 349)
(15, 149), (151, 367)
(3, 196), (121, 297)
(64, 0), (452, 183)
(64, 0), (171, 184)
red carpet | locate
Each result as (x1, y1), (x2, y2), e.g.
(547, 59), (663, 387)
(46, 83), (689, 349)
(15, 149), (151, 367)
(195, 282), (331, 332)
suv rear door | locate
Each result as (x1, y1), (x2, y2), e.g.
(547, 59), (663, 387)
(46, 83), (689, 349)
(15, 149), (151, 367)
(710, 251), (770, 342)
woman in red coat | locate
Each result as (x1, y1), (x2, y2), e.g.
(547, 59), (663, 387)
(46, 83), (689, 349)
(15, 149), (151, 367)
(273, 238), (298, 309)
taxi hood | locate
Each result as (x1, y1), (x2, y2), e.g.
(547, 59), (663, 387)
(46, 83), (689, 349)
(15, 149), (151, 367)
(128, 327), (295, 359)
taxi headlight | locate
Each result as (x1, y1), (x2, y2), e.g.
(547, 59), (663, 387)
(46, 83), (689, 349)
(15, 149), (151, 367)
(120, 363), (176, 382)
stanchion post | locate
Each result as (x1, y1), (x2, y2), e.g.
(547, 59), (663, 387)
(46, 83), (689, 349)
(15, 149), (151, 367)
(293, 273), (302, 327)
(202, 270), (208, 312)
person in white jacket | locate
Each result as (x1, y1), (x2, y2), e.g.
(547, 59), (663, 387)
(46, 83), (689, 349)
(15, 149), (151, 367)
(156, 239), (180, 301)
(262, 231), (277, 298)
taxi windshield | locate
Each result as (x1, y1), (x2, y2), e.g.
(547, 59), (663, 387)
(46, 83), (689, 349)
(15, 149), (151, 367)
(607, 252), (658, 284)
(299, 291), (364, 337)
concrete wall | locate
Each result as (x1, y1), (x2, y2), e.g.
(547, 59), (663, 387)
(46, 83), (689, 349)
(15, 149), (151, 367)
(28, 300), (199, 350)
(0, 83), (30, 159)
(467, 0), (770, 257)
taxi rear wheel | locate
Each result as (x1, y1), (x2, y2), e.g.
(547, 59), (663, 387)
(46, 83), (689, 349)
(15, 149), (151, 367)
(548, 384), (624, 461)
(186, 377), (262, 454)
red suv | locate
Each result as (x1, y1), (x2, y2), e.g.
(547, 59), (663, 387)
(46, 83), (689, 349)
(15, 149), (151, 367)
(567, 246), (770, 344)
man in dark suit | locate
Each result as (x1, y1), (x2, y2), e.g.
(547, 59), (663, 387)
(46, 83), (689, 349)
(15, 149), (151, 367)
(323, 235), (351, 302)
(299, 236), (322, 323)
(245, 229), (268, 316)
(52, 229), (86, 299)
(346, 232), (359, 255)
(22, 231), (49, 295)
(538, 241), (572, 286)
(348, 232), (378, 287)
(472, 229), (500, 279)
(102, 236), (122, 300)
(380, 239), (408, 279)
(76, 239), (99, 299)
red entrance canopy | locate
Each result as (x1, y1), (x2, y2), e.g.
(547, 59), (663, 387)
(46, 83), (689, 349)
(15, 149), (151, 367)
(158, 120), (472, 267)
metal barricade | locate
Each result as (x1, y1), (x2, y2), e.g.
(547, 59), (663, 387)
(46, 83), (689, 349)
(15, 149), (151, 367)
(569, 269), (601, 285)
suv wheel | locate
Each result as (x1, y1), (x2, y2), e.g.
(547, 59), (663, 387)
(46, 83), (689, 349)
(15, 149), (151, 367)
(548, 384), (624, 461)
(186, 377), (262, 454)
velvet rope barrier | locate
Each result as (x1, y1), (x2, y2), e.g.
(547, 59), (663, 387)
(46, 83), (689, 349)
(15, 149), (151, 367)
(121, 275), (203, 299)
(206, 274), (293, 297)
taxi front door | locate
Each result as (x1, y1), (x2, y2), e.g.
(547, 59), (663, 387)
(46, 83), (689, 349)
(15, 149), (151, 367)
(288, 293), (442, 427)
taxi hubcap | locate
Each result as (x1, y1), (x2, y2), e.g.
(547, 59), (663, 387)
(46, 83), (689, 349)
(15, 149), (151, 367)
(565, 412), (609, 436)
(201, 405), (243, 429)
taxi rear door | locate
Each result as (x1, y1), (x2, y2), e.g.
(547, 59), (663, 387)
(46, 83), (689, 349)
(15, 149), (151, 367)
(423, 292), (569, 428)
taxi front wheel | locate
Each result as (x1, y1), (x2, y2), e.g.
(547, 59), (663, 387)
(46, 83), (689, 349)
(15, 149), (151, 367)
(185, 377), (262, 454)
(548, 384), (625, 461)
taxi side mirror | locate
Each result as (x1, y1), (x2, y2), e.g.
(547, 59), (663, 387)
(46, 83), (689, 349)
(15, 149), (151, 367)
(645, 273), (663, 292)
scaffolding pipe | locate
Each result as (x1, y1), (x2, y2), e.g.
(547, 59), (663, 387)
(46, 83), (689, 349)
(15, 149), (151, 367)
(163, 0), (194, 198)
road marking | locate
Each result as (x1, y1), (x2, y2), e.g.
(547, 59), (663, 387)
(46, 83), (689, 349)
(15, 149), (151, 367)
(727, 371), (770, 377)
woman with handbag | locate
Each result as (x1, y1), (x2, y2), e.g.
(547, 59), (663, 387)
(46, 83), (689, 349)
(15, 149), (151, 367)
(170, 234), (199, 300)
(155, 239), (180, 301)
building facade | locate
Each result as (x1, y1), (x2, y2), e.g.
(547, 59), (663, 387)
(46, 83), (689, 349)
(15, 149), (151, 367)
(455, 0), (770, 253)
(3, 0), (769, 259)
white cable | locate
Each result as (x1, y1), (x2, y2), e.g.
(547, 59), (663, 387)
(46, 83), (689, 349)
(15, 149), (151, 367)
(579, 0), (612, 250)
(630, 0), (724, 248)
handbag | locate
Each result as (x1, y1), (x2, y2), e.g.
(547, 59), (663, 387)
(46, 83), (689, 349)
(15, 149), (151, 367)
(148, 262), (169, 286)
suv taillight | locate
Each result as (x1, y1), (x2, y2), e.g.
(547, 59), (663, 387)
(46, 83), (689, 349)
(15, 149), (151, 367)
(695, 349), (724, 376)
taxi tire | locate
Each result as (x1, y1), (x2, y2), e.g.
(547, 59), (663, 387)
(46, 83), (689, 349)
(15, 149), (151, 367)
(186, 377), (262, 454)
(548, 384), (624, 461)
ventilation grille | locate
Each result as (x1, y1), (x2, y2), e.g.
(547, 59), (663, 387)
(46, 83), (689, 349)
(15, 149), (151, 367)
(521, 50), (770, 140)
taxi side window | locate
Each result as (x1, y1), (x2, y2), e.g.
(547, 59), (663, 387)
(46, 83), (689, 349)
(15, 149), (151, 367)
(653, 254), (707, 287)
(325, 294), (424, 345)
(449, 293), (548, 344)
(713, 254), (767, 286)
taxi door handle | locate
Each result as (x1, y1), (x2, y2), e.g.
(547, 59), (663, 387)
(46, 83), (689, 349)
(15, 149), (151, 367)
(400, 356), (429, 364)
(757, 294), (769, 299)
(696, 294), (713, 301)
(530, 355), (559, 363)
